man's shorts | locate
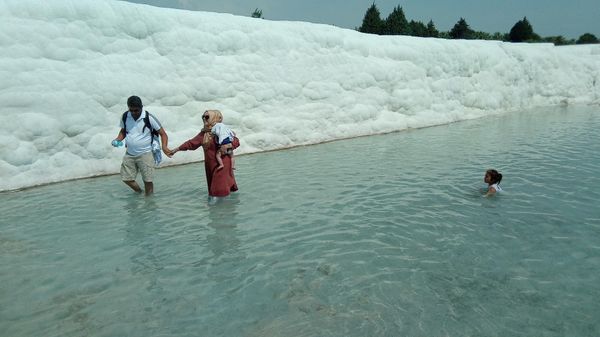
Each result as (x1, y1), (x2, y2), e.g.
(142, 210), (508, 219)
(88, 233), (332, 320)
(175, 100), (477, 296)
(120, 152), (154, 182)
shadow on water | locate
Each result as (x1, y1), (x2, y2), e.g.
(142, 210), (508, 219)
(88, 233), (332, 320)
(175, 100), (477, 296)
(122, 193), (244, 269)
(206, 194), (242, 262)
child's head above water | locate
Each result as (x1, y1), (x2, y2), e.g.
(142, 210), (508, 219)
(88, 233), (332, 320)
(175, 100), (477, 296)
(484, 169), (502, 185)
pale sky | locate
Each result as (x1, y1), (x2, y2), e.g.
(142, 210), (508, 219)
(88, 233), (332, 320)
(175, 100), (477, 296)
(122, 0), (599, 39)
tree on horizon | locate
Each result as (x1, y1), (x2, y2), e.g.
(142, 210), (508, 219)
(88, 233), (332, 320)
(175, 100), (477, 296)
(354, 6), (585, 44)
(251, 8), (263, 18)
(509, 17), (535, 42)
(449, 18), (474, 39)
(426, 20), (439, 38)
(576, 33), (599, 44)
(491, 32), (508, 41)
(359, 3), (384, 35)
(542, 35), (573, 45)
(408, 20), (428, 37)
(384, 6), (410, 35)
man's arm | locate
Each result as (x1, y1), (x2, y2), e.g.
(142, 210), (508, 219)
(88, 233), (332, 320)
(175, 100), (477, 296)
(158, 128), (171, 157)
(111, 128), (126, 147)
(115, 128), (126, 141)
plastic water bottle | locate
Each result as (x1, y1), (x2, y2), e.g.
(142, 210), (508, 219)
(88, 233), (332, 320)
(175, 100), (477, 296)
(111, 139), (123, 147)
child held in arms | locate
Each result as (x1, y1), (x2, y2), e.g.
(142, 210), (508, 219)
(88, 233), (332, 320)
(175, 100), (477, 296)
(211, 120), (236, 171)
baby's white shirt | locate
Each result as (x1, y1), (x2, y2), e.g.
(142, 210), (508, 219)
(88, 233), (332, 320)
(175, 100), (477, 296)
(211, 123), (235, 144)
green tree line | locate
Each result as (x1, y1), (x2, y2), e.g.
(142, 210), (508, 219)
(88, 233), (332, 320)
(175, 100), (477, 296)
(356, 3), (598, 45)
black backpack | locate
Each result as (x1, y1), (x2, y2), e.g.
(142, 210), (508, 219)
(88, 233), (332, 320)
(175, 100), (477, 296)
(121, 111), (159, 143)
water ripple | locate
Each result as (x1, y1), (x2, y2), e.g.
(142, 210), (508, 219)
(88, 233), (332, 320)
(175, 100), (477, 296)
(1, 106), (600, 336)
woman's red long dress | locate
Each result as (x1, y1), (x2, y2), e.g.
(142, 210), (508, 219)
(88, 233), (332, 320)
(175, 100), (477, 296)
(178, 131), (239, 197)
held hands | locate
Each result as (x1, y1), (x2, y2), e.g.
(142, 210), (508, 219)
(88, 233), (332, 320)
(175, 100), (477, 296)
(162, 146), (174, 158)
(112, 139), (177, 158)
(164, 147), (179, 157)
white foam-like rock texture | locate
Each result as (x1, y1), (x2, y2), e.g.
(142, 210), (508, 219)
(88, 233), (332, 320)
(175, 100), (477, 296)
(0, 0), (599, 191)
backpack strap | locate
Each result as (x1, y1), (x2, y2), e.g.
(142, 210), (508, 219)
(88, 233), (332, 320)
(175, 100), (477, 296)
(144, 112), (160, 143)
(143, 112), (159, 135)
(121, 111), (128, 134)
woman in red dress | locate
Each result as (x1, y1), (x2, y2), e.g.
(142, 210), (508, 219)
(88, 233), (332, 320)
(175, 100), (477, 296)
(169, 110), (239, 197)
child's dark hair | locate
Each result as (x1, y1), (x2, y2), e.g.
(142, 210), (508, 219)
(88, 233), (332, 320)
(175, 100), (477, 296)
(486, 169), (502, 185)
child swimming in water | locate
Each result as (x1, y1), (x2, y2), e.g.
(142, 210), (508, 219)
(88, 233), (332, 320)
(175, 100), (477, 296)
(484, 169), (503, 196)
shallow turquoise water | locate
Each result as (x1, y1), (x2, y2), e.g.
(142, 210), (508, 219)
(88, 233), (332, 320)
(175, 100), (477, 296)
(1, 106), (599, 337)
